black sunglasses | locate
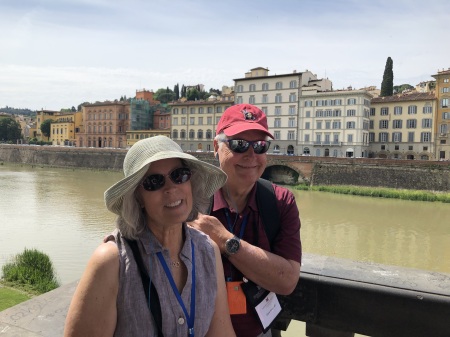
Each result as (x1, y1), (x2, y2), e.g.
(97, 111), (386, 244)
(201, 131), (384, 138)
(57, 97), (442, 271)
(142, 167), (192, 191)
(225, 139), (271, 154)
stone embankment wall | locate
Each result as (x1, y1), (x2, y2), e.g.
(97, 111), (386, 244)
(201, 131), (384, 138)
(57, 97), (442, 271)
(0, 145), (125, 171)
(312, 163), (450, 191)
(1, 145), (450, 191)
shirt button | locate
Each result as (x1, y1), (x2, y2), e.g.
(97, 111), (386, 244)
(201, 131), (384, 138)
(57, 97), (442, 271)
(178, 317), (185, 325)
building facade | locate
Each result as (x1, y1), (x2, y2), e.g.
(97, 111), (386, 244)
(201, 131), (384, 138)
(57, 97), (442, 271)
(78, 101), (130, 148)
(432, 68), (450, 160)
(169, 96), (234, 152)
(369, 92), (436, 160)
(299, 88), (372, 158)
(50, 111), (83, 146)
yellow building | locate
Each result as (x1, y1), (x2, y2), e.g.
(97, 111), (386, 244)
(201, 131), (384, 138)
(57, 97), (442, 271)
(36, 109), (59, 141)
(50, 111), (82, 146)
(432, 68), (450, 160)
(370, 92), (436, 160)
(126, 130), (171, 147)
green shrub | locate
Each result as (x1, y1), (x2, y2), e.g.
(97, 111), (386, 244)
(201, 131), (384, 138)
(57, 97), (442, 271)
(1, 248), (60, 294)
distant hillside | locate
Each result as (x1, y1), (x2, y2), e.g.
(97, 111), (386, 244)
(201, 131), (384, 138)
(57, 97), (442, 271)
(0, 106), (36, 116)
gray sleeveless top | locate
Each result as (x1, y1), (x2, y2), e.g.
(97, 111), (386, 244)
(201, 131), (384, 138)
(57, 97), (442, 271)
(105, 224), (217, 337)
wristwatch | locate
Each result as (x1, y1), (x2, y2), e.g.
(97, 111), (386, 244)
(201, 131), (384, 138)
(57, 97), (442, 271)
(224, 236), (241, 257)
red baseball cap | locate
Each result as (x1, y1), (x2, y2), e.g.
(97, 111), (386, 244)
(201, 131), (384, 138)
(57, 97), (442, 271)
(216, 104), (274, 139)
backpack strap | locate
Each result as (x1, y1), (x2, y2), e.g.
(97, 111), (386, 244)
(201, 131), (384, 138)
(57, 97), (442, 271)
(207, 179), (281, 248)
(124, 238), (164, 337)
(256, 178), (281, 249)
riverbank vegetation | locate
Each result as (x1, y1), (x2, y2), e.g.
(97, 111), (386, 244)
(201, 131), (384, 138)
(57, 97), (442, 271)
(294, 184), (450, 203)
(1, 248), (60, 306)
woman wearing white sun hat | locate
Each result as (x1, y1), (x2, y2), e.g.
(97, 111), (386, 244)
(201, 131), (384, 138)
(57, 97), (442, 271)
(64, 135), (235, 337)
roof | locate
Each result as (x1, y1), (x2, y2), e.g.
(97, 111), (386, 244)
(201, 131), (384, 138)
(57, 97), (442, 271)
(371, 92), (435, 103)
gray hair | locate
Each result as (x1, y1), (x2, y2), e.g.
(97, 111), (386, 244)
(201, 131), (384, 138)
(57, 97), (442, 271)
(115, 159), (210, 239)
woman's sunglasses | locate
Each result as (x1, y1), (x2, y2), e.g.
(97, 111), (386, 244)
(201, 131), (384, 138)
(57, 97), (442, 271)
(225, 139), (271, 154)
(142, 167), (192, 191)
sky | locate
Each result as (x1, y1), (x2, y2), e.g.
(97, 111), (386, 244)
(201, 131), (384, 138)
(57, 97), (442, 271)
(1, 0), (449, 111)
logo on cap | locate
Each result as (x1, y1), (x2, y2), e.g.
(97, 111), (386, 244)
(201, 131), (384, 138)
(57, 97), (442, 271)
(242, 109), (256, 121)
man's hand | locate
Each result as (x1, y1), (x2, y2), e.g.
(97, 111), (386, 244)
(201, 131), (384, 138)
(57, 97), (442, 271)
(189, 213), (232, 254)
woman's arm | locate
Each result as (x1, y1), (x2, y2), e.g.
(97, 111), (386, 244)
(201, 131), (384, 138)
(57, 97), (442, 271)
(64, 242), (119, 337)
(205, 240), (236, 337)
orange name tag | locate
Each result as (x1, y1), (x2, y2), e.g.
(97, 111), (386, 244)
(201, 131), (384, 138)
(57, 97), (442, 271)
(226, 281), (247, 315)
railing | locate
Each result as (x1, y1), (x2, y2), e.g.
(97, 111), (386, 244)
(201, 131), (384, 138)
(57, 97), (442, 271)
(0, 255), (449, 337)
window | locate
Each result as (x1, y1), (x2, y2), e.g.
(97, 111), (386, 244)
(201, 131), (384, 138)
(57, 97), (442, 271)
(346, 109), (356, 116)
(289, 93), (296, 102)
(261, 107), (268, 114)
(306, 111), (311, 117)
(394, 106), (403, 115)
(274, 131), (280, 140)
(316, 121), (322, 129)
(206, 130), (212, 139)
(180, 130), (186, 139)
(370, 108), (375, 116)
(381, 107), (389, 115)
(207, 117), (212, 124)
(379, 120), (389, 129)
(182, 108), (187, 114)
(288, 118), (295, 127)
(198, 117), (203, 125)
(408, 105), (417, 114)
(181, 117), (186, 125)
(304, 134), (310, 142)
(275, 106), (281, 115)
(249, 84), (256, 92)
(189, 117), (195, 125)
(442, 98), (449, 108)
(173, 117), (178, 126)
(305, 122), (310, 129)
(288, 131), (295, 140)
(289, 80), (297, 88)
(444, 78), (449, 83)
(332, 121), (341, 129)
(421, 132), (431, 142)
(325, 121), (331, 129)
(305, 100), (313, 107)
(199, 107), (204, 114)
(443, 87), (449, 93)
(379, 132), (389, 142)
(440, 124), (448, 134)
(275, 94), (282, 103)
(407, 119), (417, 128)
(289, 106), (296, 115)
(423, 106), (432, 114)
(207, 107), (213, 114)
(189, 129), (195, 139)
(393, 120), (402, 129)
(347, 134), (353, 143)
(262, 83), (269, 91)
(444, 112), (450, 120)
(333, 110), (341, 117)
(408, 132), (414, 142)
(422, 119), (432, 128)
(236, 96), (243, 104)
(173, 108), (178, 115)
(347, 121), (355, 129)
(369, 132), (375, 142)
(274, 118), (281, 127)
(347, 98), (356, 105)
(197, 130), (203, 139)
(237, 85), (243, 93)
(333, 134), (339, 144)
(262, 95), (268, 103)
(275, 82), (283, 90)
(369, 120), (374, 129)
(249, 95), (255, 104)
(393, 132), (402, 142)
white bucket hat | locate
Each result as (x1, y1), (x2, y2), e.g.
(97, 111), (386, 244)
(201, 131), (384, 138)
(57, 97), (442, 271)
(104, 135), (227, 216)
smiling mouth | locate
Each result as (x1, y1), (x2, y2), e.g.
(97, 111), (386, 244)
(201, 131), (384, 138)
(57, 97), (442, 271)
(165, 200), (182, 208)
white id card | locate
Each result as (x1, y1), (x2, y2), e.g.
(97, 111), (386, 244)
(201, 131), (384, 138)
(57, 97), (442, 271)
(254, 291), (282, 330)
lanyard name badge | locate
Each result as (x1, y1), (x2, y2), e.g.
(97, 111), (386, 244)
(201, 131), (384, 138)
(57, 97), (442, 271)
(157, 242), (195, 337)
(224, 210), (282, 331)
(224, 210), (248, 315)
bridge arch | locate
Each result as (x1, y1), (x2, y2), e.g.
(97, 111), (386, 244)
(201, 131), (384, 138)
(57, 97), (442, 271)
(263, 163), (309, 185)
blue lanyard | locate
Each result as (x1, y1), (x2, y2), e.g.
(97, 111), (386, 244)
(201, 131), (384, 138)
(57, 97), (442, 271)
(157, 242), (195, 337)
(224, 209), (248, 239)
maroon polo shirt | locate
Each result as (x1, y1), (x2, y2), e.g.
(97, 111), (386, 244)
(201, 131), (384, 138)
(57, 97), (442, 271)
(211, 183), (302, 337)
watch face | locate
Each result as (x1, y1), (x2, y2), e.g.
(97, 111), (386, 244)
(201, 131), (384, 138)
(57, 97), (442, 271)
(226, 238), (240, 254)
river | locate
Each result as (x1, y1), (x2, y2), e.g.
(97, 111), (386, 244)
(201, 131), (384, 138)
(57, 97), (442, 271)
(1, 163), (449, 336)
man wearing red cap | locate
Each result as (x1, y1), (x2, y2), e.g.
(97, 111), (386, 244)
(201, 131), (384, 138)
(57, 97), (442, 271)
(190, 104), (302, 337)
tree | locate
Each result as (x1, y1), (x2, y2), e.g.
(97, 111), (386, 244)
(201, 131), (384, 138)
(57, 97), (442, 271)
(393, 84), (414, 94)
(40, 119), (53, 141)
(380, 57), (394, 97)
(174, 83), (180, 100)
(154, 88), (175, 103)
(181, 85), (186, 98)
(0, 118), (22, 142)
(186, 88), (200, 101)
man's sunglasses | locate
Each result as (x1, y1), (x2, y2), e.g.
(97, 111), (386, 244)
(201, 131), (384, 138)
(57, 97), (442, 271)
(225, 139), (271, 154)
(142, 167), (192, 191)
